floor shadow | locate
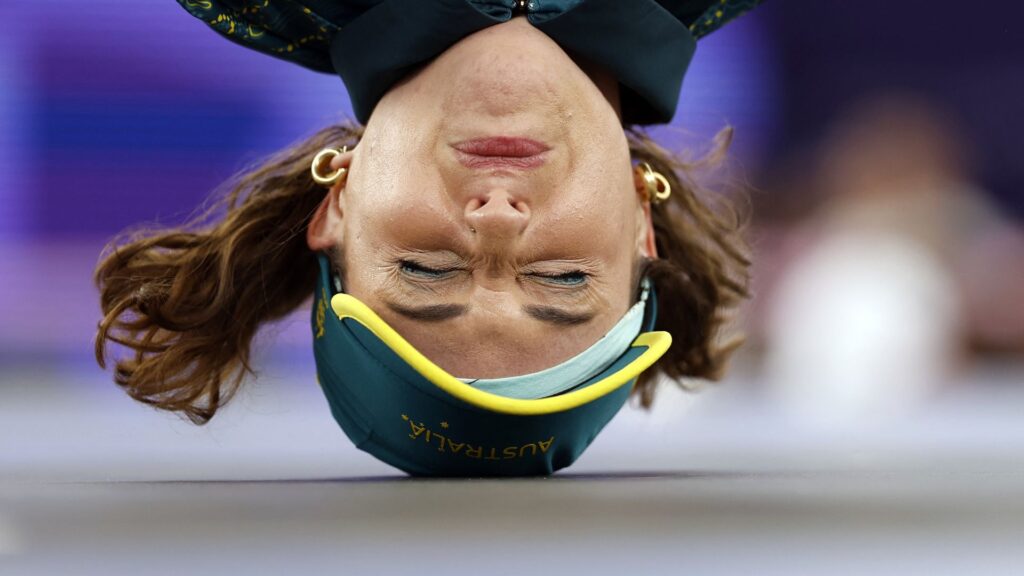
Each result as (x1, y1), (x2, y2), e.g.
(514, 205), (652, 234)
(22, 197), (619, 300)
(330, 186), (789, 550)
(97, 469), (766, 485)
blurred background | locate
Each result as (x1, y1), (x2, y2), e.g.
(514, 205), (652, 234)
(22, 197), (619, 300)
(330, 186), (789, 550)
(2, 0), (1023, 479)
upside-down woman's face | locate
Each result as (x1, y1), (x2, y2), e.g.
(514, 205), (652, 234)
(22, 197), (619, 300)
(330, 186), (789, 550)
(308, 18), (656, 378)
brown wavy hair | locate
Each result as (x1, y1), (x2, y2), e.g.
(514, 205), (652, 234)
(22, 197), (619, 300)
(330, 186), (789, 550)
(95, 121), (749, 424)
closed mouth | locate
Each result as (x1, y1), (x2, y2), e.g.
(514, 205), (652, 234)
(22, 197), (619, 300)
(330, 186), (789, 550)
(452, 137), (550, 169)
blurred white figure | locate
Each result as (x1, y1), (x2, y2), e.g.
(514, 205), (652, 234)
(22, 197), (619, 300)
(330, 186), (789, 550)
(766, 230), (959, 425)
(764, 94), (975, 426)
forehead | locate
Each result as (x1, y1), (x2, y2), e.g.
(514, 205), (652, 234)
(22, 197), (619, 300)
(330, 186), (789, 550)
(367, 294), (623, 379)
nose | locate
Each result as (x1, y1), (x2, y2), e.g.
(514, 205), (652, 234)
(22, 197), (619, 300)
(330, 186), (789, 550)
(464, 189), (530, 240)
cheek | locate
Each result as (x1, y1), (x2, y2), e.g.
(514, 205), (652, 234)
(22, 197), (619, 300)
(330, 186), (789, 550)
(348, 180), (459, 256)
(562, 123), (633, 219)
(555, 172), (638, 257)
(355, 98), (446, 207)
(348, 135), (454, 239)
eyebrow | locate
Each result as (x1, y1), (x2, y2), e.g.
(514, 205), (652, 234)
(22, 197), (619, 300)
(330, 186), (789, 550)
(383, 301), (596, 326)
(385, 302), (468, 322)
(523, 305), (596, 326)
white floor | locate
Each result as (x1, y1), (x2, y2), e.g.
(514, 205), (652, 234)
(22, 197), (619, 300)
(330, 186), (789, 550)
(2, 359), (1024, 575)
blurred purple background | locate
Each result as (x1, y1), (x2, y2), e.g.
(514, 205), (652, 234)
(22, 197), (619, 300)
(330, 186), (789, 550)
(1, 0), (1021, 376)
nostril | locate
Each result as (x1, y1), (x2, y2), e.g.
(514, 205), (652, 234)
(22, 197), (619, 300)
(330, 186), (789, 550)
(464, 192), (530, 238)
(465, 192), (521, 214)
(466, 197), (485, 211)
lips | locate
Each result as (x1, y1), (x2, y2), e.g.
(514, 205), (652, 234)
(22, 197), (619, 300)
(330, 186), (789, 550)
(452, 137), (550, 169)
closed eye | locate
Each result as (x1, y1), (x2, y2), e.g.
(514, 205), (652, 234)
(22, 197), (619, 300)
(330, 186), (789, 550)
(400, 260), (459, 279)
(532, 271), (589, 286)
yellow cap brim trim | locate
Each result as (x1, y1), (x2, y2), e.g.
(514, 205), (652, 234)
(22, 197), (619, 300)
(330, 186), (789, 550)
(330, 293), (672, 416)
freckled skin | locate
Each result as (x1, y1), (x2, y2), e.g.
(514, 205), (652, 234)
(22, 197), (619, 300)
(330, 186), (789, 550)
(309, 18), (656, 378)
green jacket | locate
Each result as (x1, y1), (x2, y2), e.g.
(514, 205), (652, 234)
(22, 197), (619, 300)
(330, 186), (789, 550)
(177, 0), (761, 125)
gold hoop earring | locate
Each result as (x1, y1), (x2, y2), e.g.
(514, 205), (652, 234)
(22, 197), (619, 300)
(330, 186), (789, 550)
(636, 162), (672, 204)
(311, 146), (349, 187)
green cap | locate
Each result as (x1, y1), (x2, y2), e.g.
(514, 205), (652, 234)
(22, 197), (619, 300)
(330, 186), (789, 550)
(311, 254), (671, 476)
